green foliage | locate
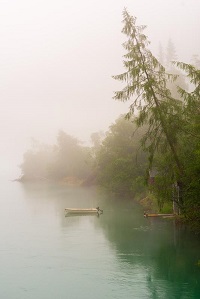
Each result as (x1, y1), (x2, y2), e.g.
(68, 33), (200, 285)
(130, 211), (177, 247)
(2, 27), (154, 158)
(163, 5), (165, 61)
(95, 115), (147, 196)
(20, 130), (91, 181)
(175, 63), (200, 225)
(113, 9), (200, 231)
(113, 9), (183, 177)
(48, 131), (90, 180)
(20, 143), (54, 180)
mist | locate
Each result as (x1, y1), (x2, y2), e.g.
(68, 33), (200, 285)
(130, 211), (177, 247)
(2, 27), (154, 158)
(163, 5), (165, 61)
(0, 0), (199, 178)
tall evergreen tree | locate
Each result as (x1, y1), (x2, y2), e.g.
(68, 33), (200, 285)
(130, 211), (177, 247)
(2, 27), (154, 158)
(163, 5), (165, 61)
(113, 9), (183, 177)
(113, 9), (200, 229)
(166, 38), (177, 70)
(158, 42), (164, 65)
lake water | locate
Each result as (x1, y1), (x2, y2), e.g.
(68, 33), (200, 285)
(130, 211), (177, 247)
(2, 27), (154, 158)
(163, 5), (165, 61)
(0, 178), (200, 299)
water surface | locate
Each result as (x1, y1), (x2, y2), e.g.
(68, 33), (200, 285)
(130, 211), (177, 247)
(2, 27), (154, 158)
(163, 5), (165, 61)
(0, 179), (199, 298)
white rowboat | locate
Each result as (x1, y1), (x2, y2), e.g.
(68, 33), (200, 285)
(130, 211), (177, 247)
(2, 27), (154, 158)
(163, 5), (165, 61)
(65, 207), (103, 216)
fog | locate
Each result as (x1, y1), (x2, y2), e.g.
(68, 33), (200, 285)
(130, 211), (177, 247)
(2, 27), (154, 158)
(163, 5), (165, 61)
(0, 0), (199, 178)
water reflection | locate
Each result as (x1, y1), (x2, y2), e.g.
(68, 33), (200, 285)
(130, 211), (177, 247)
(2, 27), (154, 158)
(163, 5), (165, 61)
(20, 182), (104, 229)
(19, 183), (200, 298)
(97, 196), (200, 298)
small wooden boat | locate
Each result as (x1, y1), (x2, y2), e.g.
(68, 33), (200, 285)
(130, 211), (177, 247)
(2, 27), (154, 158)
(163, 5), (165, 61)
(144, 212), (175, 218)
(65, 207), (103, 216)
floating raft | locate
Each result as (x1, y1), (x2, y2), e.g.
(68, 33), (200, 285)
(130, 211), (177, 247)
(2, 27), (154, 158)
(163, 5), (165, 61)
(144, 212), (175, 218)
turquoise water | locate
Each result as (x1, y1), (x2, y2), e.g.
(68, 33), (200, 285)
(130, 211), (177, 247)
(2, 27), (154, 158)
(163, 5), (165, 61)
(0, 179), (200, 298)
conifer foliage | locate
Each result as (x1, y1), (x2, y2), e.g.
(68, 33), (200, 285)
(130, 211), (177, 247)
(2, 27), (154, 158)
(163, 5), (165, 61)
(113, 9), (200, 230)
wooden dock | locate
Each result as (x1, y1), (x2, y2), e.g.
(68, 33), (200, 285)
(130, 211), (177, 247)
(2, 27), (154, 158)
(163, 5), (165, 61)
(144, 212), (175, 218)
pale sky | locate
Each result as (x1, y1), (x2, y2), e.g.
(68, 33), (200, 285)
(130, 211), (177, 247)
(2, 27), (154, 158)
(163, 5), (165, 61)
(0, 0), (199, 177)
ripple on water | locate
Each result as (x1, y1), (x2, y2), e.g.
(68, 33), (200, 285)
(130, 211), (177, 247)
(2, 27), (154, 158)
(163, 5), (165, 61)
(132, 226), (151, 232)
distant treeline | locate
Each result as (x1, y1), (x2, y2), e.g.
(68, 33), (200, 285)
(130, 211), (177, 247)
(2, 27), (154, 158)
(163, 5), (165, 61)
(20, 131), (92, 184)
(19, 116), (148, 198)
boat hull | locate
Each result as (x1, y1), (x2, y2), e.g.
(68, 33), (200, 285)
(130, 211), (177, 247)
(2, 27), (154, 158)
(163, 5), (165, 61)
(65, 208), (102, 216)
